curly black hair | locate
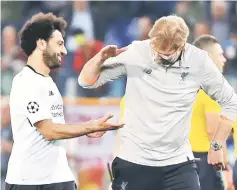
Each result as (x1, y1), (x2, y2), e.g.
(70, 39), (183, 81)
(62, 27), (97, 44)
(18, 12), (67, 56)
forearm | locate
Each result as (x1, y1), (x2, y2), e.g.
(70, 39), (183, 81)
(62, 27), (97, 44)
(79, 52), (104, 86)
(36, 120), (96, 141)
(212, 117), (234, 144)
(207, 133), (215, 142)
(79, 62), (127, 89)
(206, 113), (220, 141)
(79, 45), (129, 89)
(50, 123), (95, 140)
(201, 52), (237, 122)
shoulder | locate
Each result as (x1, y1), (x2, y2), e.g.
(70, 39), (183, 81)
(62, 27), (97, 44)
(184, 43), (211, 77)
(130, 39), (151, 52)
(184, 43), (208, 62)
(131, 39), (150, 46)
(11, 67), (49, 98)
(126, 39), (153, 63)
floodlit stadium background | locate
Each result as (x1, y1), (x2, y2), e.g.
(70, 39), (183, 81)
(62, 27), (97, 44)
(1, 1), (237, 190)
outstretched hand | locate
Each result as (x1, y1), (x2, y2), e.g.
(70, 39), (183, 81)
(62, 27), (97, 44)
(87, 114), (124, 138)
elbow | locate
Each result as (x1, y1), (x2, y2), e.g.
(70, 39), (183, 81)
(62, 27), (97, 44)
(38, 127), (57, 141)
(78, 74), (99, 89)
(35, 120), (58, 141)
(44, 135), (55, 141)
(221, 94), (237, 121)
(220, 107), (237, 122)
(44, 125), (63, 141)
(78, 75), (88, 88)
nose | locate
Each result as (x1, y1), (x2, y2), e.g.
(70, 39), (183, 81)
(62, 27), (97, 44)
(222, 55), (226, 64)
(61, 46), (67, 56)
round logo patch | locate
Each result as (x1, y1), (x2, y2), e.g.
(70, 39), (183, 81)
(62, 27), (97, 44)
(27, 101), (39, 113)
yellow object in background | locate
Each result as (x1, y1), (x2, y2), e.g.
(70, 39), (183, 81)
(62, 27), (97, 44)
(233, 122), (237, 155)
(75, 34), (86, 46)
(119, 96), (125, 121)
(189, 90), (221, 152)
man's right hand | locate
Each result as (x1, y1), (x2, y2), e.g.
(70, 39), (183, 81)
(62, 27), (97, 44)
(99, 45), (128, 62)
(90, 114), (124, 132)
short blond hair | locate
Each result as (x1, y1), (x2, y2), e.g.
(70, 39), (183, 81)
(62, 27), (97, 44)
(193, 35), (219, 51)
(149, 15), (189, 51)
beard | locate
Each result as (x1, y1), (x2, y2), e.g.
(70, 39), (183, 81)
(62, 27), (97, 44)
(43, 49), (61, 69)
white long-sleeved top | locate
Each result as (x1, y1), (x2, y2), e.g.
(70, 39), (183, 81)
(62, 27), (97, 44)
(79, 40), (237, 166)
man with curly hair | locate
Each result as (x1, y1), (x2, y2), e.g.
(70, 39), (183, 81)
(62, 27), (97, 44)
(5, 12), (123, 190)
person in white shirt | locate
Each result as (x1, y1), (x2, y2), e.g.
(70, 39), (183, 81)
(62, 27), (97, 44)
(5, 12), (123, 190)
(79, 15), (237, 190)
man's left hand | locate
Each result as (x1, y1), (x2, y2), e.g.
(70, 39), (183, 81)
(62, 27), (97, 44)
(208, 148), (225, 171)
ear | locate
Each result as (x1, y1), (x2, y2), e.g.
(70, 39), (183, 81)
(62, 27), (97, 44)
(36, 39), (47, 51)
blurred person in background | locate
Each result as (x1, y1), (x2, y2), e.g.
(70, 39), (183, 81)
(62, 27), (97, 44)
(175, 1), (208, 42)
(229, 1), (237, 18)
(130, 1), (177, 20)
(21, 1), (69, 19)
(107, 15), (153, 97)
(139, 16), (153, 39)
(1, 1), (24, 25)
(79, 15), (237, 190)
(72, 28), (103, 77)
(193, 21), (211, 40)
(224, 18), (237, 77)
(72, 28), (107, 97)
(104, 15), (153, 48)
(1, 97), (13, 190)
(105, 15), (153, 97)
(128, 16), (153, 41)
(1, 25), (26, 95)
(62, 0), (95, 52)
(210, 0), (230, 46)
(191, 35), (235, 190)
(56, 0), (98, 97)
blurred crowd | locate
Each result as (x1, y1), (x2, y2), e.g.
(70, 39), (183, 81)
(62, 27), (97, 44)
(1, 1), (237, 98)
(1, 1), (237, 189)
